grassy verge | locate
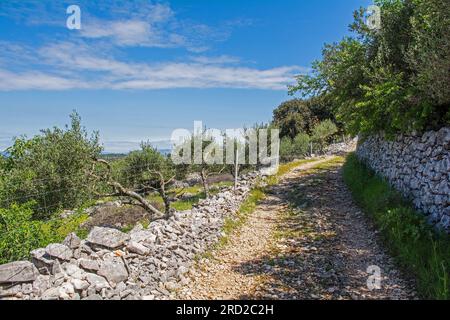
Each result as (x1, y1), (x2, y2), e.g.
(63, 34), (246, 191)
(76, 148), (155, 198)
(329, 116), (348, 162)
(343, 153), (450, 299)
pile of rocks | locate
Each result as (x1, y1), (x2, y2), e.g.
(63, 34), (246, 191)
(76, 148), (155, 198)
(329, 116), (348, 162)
(0, 172), (261, 300)
(325, 138), (358, 156)
(357, 127), (450, 232)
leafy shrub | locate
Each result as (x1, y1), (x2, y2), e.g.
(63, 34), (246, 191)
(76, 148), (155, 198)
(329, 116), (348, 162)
(311, 120), (338, 153)
(0, 203), (88, 264)
(280, 137), (294, 162)
(1, 112), (102, 219)
(292, 133), (311, 157)
(0, 203), (42, 263)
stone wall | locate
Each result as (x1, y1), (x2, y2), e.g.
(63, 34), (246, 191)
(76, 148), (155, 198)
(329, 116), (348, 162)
(0, 172), (261, 300)
(356, 127), (450, 232)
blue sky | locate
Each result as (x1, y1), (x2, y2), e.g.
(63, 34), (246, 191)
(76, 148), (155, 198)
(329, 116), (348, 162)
(0, 0), (371, 152)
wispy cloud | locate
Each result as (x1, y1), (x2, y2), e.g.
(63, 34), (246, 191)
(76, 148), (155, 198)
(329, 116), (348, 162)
(0, 1), (233, 52)
(189, 55), (241, 65)
(78, 3), (184, 48)
(0, 68), (86, 91)
(0, 1), (308, 91)
(0, 41), (306, 91)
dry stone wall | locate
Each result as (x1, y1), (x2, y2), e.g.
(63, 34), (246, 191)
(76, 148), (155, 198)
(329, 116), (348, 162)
(356, 127), (450, 232)
(0, 172), (261, 300)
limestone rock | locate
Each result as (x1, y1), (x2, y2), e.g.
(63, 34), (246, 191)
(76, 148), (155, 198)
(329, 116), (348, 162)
(71, 279), (89, 291)
(86, 273), (110, 291)
(41, 287), (60, 300)
(97, 255), (129, 284)
(82, 294), (103, 300)
(87, 227), (130, 249)
(127, 242), (150, 256)
(0, 261), (40, 284)
(79, 258), (100, 272)
(45, 243), (73, 261)
(63, 233), (81, 249)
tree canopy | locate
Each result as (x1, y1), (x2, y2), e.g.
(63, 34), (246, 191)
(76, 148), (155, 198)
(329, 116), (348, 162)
(288, 0), (450, 136)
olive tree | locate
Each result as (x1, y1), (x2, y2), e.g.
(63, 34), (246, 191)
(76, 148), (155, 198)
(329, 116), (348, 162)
(172, 133), (225, 199)
(1, 112), (102, 218)
(91, 143), (186, 219)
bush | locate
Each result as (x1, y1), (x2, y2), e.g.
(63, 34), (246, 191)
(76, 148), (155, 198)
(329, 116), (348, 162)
(280, 133), (311, 162)
(0, 203), (89, 264)
(280, 137), (294, 162)
(292, 133), (311, 157)
(343, 153), (450, 299)
(0, 203), (42, 263)
(311, 120), (338, 153)
(1, 112), (102, 219)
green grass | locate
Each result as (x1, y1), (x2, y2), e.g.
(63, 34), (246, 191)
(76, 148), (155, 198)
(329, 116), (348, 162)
(277, 158), (319, 177)
(266, 158), (321, 185)
(216, 188), (266, 249)
(146, 181), (235, 212)
(343, 153), (450, 300)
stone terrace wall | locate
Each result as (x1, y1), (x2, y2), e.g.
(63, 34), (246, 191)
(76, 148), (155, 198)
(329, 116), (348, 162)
(0, 172), (261, 300)
(356, 128), (450, 232)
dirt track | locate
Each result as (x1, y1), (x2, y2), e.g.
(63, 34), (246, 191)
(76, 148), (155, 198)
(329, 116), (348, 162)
(177, 158), (416, 300)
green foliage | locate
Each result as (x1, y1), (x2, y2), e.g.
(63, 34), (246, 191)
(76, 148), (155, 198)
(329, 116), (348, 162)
(311, 120), (338, 153)
(114, 142), (187, 214)
(1, 112), (102, 218)
(0, 203), (42, 263)
(272, 98), (338, 140)
(343, 153), (450, 299)
(118, 143), (182, 190)
(280, 133), (311, 162)
(173, 133), (227, 197)
(407, 0), (450, 108)
(273, 99), (318, 139)
(0, 202), (89, 264)
(279, 137), (294, 162)
(290, 0), (450, 135)
(293, 133), (311, 157)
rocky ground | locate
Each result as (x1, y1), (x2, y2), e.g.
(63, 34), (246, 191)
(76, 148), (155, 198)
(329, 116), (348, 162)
(177, 158), (417, 300)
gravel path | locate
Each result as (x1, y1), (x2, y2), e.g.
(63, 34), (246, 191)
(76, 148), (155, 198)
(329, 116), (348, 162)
(177, 158), (417, 300)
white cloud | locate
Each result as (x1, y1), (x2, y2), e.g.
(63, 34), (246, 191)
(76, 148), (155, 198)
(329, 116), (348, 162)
(0, 0), (307, 92)
(0, 41), (306, 91)
(0, 68), (87, 91)
(78, 3), (198, 49)
(81, 19), (173, 47)
(189, 55), (240, 65)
